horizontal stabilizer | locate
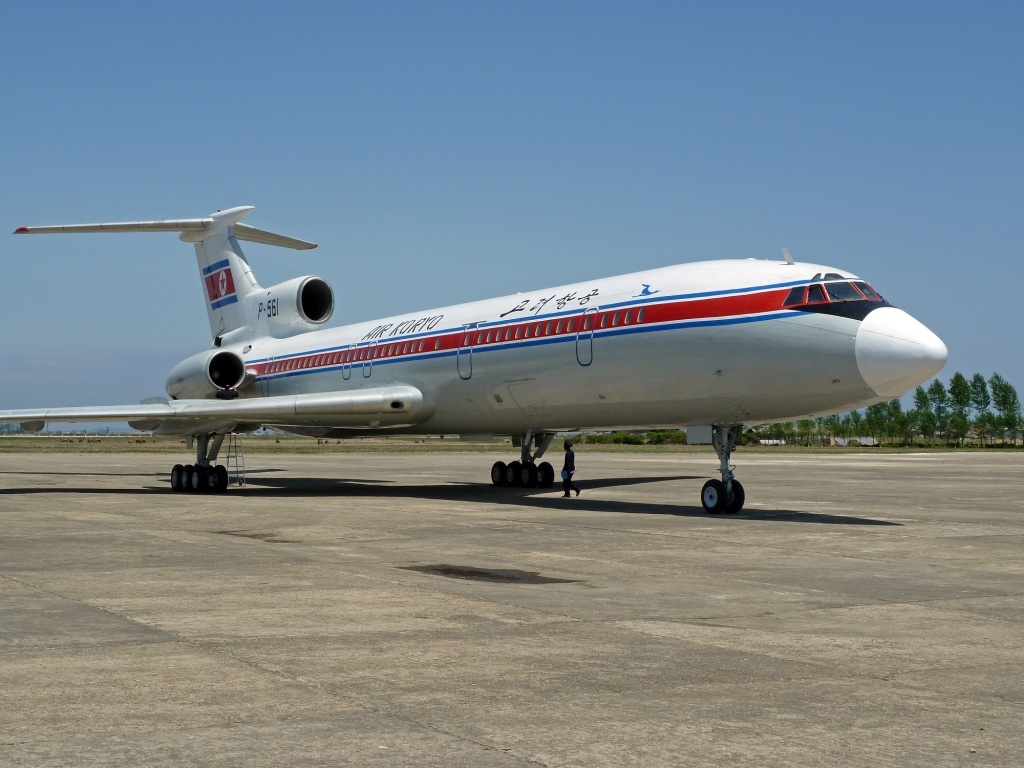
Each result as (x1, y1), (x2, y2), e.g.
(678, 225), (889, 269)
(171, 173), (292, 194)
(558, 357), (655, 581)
(14, 206), (316, 250)
(233, 223), (317, 250)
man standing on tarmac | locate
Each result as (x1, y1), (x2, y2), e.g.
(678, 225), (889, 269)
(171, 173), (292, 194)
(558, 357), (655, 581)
(561, 440), (581, 497)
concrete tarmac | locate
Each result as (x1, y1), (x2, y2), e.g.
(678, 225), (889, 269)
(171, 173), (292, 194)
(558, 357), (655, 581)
(1, 449), (1023, 767)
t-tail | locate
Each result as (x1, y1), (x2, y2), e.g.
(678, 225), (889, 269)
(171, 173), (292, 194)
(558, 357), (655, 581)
(14, 206), (334, 345)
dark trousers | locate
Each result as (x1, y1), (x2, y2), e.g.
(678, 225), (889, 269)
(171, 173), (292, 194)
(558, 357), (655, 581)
(562, 472), (579, 495)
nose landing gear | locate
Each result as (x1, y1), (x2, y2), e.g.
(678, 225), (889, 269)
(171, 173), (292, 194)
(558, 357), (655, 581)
(701, 425), (745, 514)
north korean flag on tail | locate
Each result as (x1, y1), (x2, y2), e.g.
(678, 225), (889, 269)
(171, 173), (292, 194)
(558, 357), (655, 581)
(203, 260), (238, 309)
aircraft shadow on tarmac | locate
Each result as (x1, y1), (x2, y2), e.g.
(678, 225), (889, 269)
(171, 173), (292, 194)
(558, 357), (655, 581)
(0, 469), (901, 526)
(239, 473), (902, 526)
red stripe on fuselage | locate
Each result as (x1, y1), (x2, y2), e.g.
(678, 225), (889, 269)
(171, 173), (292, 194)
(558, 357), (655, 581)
(250, 287), (794, 377)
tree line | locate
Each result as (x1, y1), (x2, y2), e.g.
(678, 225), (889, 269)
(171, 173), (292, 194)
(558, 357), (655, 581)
(753, 372), (1022, 447)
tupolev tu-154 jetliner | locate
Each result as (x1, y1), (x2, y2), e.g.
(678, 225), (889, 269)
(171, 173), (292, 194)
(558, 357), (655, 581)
(1, 207), (946, 513)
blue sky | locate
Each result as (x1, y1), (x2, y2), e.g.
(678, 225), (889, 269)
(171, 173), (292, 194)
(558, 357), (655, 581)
(1, 1), (1021, 411)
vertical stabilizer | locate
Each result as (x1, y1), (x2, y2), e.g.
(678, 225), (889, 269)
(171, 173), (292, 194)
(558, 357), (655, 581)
(14, 206), (317, 345)
(182, 207), (262, 342)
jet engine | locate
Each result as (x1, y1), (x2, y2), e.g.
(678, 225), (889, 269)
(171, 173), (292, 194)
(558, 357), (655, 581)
(165, 349), (248, 400)
(260, 276), (334, 337)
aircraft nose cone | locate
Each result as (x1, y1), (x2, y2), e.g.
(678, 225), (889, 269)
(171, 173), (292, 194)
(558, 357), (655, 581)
(856, 307), (947, 398)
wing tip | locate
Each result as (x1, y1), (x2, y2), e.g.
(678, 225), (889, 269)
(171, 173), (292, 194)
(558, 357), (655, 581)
(13, 226), (29, 234)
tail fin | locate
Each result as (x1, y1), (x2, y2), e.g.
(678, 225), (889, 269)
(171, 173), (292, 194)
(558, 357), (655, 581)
(14, 206), (316, 342)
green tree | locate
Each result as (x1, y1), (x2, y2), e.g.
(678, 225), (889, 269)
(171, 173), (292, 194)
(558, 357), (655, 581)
(990, 374), (1022, 446)
(864, 403), (888, 443)
(796, 419), (816, 446)
(976, 411), (999, 446)
(821, 414), (842, 445)
(948, 411), (970, 446)
(912, 386), (933, 444)
(849, 409), (863, 435)
(946, 372), (971, 445)
(886, 399), (913, 445)
(948, 372), (971, 421)
(927, 379), (949, 445)
(969, 373), (991, 420)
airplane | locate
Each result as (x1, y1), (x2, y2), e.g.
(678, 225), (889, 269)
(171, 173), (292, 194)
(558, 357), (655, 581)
(1, 206), (947, 514)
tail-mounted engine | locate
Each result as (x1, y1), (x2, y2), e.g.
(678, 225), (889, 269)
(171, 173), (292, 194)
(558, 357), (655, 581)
(166, 349), (248, 400)
(259, 276), (334, 338)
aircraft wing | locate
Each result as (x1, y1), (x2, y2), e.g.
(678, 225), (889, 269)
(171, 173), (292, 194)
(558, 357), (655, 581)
(0, 385), (430, 436)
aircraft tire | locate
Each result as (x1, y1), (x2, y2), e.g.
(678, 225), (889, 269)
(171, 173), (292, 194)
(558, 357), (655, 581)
(170, 464), (185, 491)
(537, 462), (555, 488)
(724, 480), (745, 514)
(215, 465), (229, 492)
(505, 461), (522, 487)
(519, 463), (538, 488)
(701, 479), (726, 514)
(490, 461), (507, 486)
(190, 466), (208, 493)
(182, 465), (194, 492)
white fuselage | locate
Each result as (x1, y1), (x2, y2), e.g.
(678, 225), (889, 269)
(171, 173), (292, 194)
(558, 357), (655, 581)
(225, 259), (944, 437)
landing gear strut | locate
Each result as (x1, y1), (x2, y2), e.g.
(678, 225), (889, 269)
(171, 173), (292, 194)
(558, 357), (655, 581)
(169, 433), (230, 494)
(701, 425), (745, 514)
(491, 431), (556, 489)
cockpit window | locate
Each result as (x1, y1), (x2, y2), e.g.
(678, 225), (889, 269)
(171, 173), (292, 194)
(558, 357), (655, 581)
(806, 284), (827, 304)
(782, 279), (889, 317)
(853, 281), (882, 301)
(824, 282), (863, 302)
(783, 286), (806, 306)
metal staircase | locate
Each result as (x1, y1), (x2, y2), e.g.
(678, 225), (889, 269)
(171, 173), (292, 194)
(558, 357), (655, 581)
(225, 434), (246, 487)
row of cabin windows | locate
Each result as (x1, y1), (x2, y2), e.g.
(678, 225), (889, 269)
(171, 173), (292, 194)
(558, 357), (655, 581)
(462, 307), (647, 346)
(782, 281), (883, 307)
(266, 338), (443, 372)
(267, 306), (652, 373)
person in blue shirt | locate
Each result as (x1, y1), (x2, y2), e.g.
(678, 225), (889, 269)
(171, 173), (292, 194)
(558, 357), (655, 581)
(561, 440), (581, 497)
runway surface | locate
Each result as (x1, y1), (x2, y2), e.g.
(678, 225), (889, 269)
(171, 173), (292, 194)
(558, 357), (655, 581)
(2, 450), (1023, 767)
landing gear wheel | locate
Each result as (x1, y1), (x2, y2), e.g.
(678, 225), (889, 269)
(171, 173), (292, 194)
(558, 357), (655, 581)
(189, 465), (208, 493)
(215, 465), (229, 493)
(519, 463), (538, 488)
(170, 464), (185, 492)
(724, 480), (745, 514)
(537, 462), (555, 488)
(491, 461), (507, 486)
(505, 461), (523, 487)
(701, 479), (726, 514)
(182, 465), (194, 492)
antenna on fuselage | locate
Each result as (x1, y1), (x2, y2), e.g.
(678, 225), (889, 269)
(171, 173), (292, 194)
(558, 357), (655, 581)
(782, 248), (795, 265)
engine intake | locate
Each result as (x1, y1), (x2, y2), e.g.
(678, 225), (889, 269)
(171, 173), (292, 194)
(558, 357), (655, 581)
(261, 276), (334, 337)
(166, 349), (247, 400)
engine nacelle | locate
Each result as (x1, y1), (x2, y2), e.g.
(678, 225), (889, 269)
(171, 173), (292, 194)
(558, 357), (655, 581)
(260, 276), (334, 337)
(165, 349), (247, 400)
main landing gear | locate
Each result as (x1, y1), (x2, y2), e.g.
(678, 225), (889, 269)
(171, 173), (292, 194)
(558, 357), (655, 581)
(490, 431), (557, 489)
(701, 425), (745, 514)
(169, 433), (230, 494)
